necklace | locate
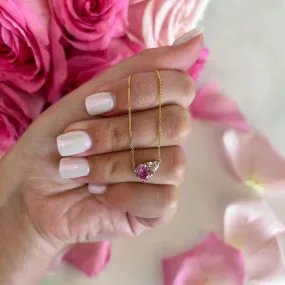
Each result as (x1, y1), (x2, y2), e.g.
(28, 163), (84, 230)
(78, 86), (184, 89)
(128, 70), (162, 182)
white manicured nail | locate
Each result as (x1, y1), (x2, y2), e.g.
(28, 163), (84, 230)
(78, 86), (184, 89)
(88, 184), (106, 194)
(85, 92), (114, 116)
(57, 131), (92, 156)
(173, 26), (204, 46)
(59, 158), (90, 179)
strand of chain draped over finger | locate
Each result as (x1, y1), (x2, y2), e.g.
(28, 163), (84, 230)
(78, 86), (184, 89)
(128, 70), (162, 182)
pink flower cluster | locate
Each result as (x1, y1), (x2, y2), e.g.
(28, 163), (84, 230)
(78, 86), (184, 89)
(0, 0), (207, 155)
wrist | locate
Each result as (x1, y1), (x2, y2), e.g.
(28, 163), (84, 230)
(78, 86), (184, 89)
(0, 194), (57, 285)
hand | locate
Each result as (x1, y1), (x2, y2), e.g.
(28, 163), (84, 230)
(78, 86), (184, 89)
(0, 34), (203, 284)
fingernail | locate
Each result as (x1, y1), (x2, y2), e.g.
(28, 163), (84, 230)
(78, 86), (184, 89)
(88, 184), (106, 194)
(59, 158), (90, 179)
(57, 131), (92, 156)
(85, 92), (114, 116)
(173, 26), (204, 46)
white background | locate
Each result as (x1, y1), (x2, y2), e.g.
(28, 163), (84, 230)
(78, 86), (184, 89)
(42, 1), (285, 284)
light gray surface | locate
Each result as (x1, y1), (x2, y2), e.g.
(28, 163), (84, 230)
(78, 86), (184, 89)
(201, 0), (285, 157)
(42, 1), (285, 284)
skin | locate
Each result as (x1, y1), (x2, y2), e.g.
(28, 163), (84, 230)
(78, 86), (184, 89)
(0, 35), (203, 285)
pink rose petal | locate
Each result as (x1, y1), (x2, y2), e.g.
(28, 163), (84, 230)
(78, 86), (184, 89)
(223, 129), (285, 192)
(190, 85), (249, 131)
(224, 200), (285, 251)
(64, 242), (111, 277)
(224, 200), (285, 282)
(127, 0), (211, 48)
(163, 233), (245, 285)
(64, 37), (142, 93)
(50, 0), (128, 51)
(0, 0), (67, 102)
(188, 48), (209, 82)
(246, 238), (285, 282)
(0, 83), (44, 155)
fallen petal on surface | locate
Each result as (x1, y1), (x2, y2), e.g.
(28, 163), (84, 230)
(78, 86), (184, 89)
(224, 200), (285, 282)
(223, 129), (285, 193)
(162, 233), (245, 285)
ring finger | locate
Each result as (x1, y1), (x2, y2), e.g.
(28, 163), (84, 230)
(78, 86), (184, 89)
(57, 105), (191, 157)
(59, 146), (186, 186)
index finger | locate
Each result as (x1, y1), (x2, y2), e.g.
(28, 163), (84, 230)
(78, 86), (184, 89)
(42, 35), (203, 136)
(85, 70), (195, 117)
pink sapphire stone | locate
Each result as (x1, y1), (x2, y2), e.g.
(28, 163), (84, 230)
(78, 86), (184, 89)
(136, 164), (151, 180)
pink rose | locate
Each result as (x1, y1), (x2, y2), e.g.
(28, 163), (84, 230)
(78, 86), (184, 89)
(50, 0), (128, 51)
(0, 84), (44, 155)
(64, 37), (142, 93)
(127, 0), (210, 47)
(0, 0), (67, 102)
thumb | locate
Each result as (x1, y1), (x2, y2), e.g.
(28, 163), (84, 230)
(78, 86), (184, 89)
(34, 33), (204, 137)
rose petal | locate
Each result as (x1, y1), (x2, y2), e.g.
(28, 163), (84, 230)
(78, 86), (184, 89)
(190, 85), (249, 131)
(50, 0), (128, 51)
(224, 200), (285, 282)
(224, 200), (284, 251)
(0, 133), (15, 157)
(188, 48), (209, 82)
(0, 83), (44, 155)
(223, 129), (285, 192)
(64, 37), (142, 93)
(0, 0), (67, 102)
(127, 0), (211, 48)
(0, 84), (44, 119)
(163, 233), (245, 285)
(246, 238), (285, 282)
(64, 242), (111, 277)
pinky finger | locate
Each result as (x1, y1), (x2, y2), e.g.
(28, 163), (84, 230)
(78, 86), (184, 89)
(95, 182), (179, 220)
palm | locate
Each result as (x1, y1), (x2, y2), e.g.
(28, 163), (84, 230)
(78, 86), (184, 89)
(19, 137), (138, 246)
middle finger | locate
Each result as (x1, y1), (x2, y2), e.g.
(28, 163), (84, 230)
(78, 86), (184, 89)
(57, 105), (191, 156)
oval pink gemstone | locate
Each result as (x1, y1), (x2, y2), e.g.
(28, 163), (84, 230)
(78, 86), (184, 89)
(135, 164), (151, 180)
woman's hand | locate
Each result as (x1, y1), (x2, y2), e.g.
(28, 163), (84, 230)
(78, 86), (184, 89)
(0, 34), (203, 285)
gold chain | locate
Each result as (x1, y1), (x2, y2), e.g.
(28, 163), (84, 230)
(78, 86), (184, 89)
(128, 70), (162, 171)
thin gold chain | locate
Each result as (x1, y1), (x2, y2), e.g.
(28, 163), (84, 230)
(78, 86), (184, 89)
(127, 74), (135, 170)
(156, 70), (162, 165)
(128, 70), (162, 171)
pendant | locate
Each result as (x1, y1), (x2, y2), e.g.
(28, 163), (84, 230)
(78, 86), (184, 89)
(135, 161), (160, 182)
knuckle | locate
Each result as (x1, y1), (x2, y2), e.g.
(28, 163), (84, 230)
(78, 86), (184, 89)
(166, 147), (187, 183)
(107, 124), (121, 149)
(137, 48), (163, 66)
(132, 72), (157, 107)
(98, 120), (126, 152)
(103, 156), (120, 180)
(93, 154), (120, 181)
(165, 106), (191, 142)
